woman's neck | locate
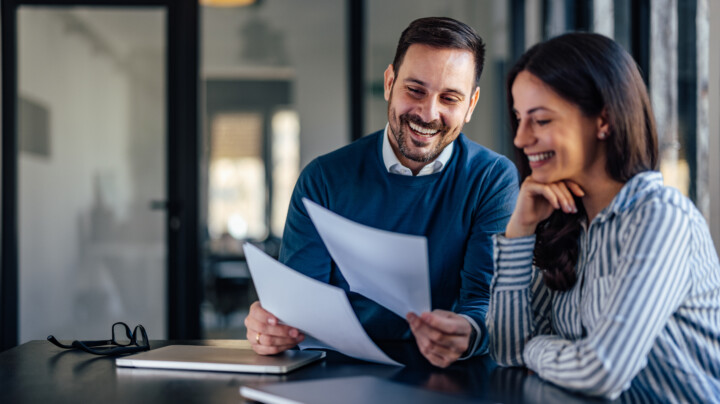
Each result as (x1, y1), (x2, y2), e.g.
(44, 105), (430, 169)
(581, 178), (625, 223)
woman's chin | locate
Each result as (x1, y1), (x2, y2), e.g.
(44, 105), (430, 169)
(530, 172), (555, 184)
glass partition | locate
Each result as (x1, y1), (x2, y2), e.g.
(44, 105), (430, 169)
(17, 7), (167, 341)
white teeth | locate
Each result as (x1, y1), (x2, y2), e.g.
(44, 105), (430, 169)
(408, 121), (439, 136)
(527, 152), (555, 162)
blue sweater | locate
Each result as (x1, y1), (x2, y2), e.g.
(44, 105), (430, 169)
(279, 130), (518, 353)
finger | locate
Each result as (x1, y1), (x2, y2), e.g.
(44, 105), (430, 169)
(418, 311), (469, 335)
(252, 343), (298, 356)
(565, 181), (586, 197)
(533, 183), (561, 210)
(248, 301), (279, 326)
(244, 315), (302, 339)
(417, 339), (458, 368)
(410, 318), (463, 351)
(251, 330), (305, 348)
(550, 182), (576, 214)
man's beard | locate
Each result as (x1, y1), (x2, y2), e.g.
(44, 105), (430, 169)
(390, 111), (449, 163)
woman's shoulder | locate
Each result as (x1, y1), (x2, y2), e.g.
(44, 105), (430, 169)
(606, 172), (712, 247)
(617, 171), (699, 219)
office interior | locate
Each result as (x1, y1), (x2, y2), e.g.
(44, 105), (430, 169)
(1, 0), (719, 351)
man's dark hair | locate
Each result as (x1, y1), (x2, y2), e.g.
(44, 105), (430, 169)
(392, 17), (486, 87)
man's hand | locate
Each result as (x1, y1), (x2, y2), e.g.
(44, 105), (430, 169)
(244, 301), (305, 355)
(407, 309), (473, 368)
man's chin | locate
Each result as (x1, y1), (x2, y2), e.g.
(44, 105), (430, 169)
(402, 151), (436, 164)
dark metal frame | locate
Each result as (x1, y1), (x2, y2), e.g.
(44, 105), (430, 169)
(631, 0), (651, 85)
(678, 0), (698, 202)
(348, 0), (365, 142)
(1, 0), (200, 351)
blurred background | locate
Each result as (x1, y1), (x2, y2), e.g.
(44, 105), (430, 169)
(2, 0), (718, 348)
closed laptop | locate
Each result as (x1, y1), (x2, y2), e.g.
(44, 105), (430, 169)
(115, 345), (325, 374)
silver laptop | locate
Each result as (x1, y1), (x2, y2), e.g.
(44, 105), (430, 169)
(240, 376), (481, 404)
(115, 345), (325, 374)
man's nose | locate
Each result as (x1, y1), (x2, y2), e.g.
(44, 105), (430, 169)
(417, 96), (441, 124)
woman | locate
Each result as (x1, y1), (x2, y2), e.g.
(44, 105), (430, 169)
(487, 32), (720, 402)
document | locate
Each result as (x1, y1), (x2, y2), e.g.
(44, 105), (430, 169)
(302, 198), (431, 318)
(244, 243), (401, 366)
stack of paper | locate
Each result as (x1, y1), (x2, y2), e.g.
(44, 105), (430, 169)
(243, 198), (431, 366)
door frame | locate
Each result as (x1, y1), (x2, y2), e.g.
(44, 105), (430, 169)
(1, 0), (200, 350)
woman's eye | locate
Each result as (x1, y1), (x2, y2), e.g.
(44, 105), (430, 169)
(536, 119), (550, 126)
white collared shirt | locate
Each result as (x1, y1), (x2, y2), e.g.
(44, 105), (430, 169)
(381, 123), (454, 176)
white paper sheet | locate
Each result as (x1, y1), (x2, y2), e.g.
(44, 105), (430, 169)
(302, 198), (431, 318)
(243, 243), (401, 366)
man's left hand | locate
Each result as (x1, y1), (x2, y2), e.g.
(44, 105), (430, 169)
(406, 310), (472, 368)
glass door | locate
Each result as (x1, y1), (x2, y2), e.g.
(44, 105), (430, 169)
(2, 0), (199, 350)
(15, 6), (168, 341)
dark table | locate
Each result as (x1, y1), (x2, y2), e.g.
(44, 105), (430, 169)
(0, 339), (610, 403)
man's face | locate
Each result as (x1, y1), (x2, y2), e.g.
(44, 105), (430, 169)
(384, 44), (480, 172)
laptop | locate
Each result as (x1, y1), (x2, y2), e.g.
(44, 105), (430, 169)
(239, 376), (482, 404)
(115, 345), (325, 374)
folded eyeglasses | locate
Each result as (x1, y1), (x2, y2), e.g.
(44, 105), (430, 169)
(47, 322), (150, 356)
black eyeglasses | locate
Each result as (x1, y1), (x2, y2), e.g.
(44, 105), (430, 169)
(47, 322), (150, 356)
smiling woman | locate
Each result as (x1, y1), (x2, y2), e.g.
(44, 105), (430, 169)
(487, 32), (720, 402)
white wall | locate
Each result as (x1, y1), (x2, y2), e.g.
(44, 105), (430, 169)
(202, 1), (348, 169)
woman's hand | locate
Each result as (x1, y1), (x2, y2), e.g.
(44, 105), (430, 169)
(505, 177), (585, 238)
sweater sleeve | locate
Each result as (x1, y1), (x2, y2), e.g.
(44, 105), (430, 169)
(486, 234), (553, 366)
(455, 156), (519, 356)
(521, 201), (693, 399)
(278, 159), (333, 281)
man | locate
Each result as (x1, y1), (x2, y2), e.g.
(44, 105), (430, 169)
(244, 17), (518, 367)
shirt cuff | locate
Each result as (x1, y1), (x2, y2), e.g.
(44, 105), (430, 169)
(457, 314), (482, 360)
(522, 335), (560, 373)
(492, 233), (536, 289)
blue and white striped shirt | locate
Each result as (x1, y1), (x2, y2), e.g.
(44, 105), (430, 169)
(487, 171), (720, 402)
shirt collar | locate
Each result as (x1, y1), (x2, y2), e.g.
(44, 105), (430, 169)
(381, 123), (454, 176)
(594, 171), (664, 222)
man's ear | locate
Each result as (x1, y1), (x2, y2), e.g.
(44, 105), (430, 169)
(464, 86), (481, 123)
(383, 64), (395, 101)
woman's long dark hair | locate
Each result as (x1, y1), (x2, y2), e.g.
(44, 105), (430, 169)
(507, 33), (658, 291)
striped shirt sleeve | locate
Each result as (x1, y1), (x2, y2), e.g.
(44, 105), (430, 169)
(521, 201), (693, 399)
(486, 233), (553, 367)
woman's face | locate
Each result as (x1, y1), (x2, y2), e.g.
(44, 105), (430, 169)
(511, 70), (608, 186)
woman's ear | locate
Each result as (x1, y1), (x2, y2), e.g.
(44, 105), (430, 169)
(597, 108), (611, 140)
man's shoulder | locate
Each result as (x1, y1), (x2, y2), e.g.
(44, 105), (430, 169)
(455, 134), (516, 175)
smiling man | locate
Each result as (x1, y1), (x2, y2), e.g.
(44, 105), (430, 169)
(244, 17), (518, 367)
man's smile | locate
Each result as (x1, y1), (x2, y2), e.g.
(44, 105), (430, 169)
(408, 121), (439, 137)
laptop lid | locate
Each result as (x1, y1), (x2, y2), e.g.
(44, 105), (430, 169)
(239, 376), (482, 404)
(115, 345), (325, 374)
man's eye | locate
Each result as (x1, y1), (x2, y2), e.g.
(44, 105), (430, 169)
(442, 97), (460, 103)
(407, 87), (424, 96)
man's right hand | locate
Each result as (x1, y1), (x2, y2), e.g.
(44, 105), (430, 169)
(244, 301), (305, 355)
